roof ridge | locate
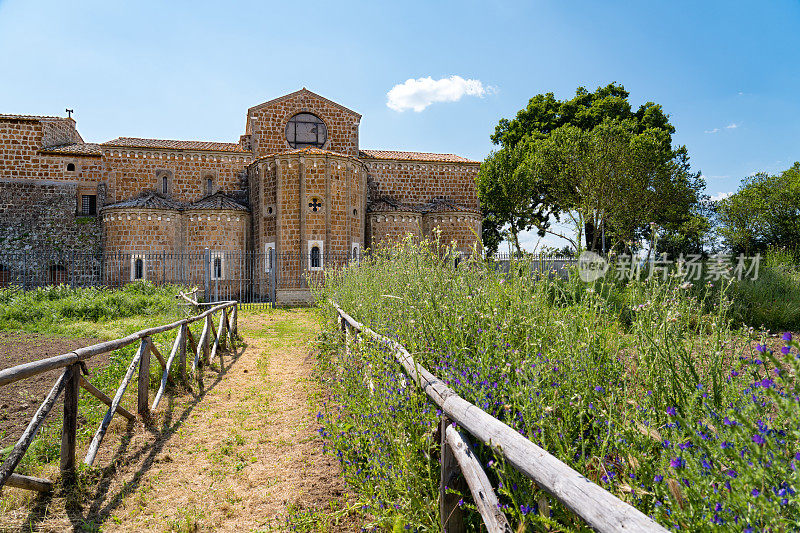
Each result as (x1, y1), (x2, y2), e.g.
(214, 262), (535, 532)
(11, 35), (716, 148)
(359, 149), (478, 164)
(107, 136), (240, 144)
(247, 88), (361, 118)
(102, 136), (248, 153)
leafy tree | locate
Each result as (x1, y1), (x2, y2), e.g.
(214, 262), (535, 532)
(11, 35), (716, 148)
(478, 83), (706, 255)
(717, 163), (800, 256)
(476, 145), (557, 255)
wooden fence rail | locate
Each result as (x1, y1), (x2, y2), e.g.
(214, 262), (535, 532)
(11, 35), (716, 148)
(331, 301), (668, 533)
(0, 297), (239, 493)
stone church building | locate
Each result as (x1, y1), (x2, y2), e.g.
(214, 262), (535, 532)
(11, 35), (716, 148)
(0, 89), (481, 302)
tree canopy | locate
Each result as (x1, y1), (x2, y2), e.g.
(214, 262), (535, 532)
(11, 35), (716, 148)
(477, 83), (707, 256)
(717, 162), (800, 257)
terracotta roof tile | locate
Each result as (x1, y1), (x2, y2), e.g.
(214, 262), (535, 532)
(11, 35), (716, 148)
(359, 149), (477, 163)
(103, 137), (248, 153)
(40, 143), (104, 156)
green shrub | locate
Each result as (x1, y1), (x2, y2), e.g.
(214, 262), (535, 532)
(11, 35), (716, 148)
(730, 248), (800, 331)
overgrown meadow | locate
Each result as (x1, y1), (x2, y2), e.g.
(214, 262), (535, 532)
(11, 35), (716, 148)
(313, 242), (800, 531)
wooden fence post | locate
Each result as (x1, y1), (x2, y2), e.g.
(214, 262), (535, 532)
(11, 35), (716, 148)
(440, 418), (465, 533)
(232, 304), (238, 338)
(60, 363), (80, 484)
(205, 315), (212, 364)
(220, 309), (228, 352)
(138, 337), (151, 418)
(179, 323), (187, 382)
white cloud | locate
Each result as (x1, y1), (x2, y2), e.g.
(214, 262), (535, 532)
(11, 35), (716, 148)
(386, 75), (495, 112)
(726, 123), (739, 129)
(710, 191), (733, 202)
(704, 128), (720, 134)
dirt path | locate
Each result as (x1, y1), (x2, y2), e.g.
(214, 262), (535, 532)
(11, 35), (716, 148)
(2, 309), (358, 532)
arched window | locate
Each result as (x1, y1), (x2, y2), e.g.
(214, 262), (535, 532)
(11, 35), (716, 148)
(162, 175), (169, 194)
(134, 258), (144, 280)
(206, 177), (213, 195)
(49, 264), (67, 285)
(310, 246), (321, 269)
(66, 163), (76, 172)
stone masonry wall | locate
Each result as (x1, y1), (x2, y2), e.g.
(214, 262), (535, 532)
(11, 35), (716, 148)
(367, 212), (422, 250)
(102, 208), (181, 252)
(423, 212), (482, 253)
(40, 118), (82, 148)
(0, 178), (102, 254)
(364, 159), (480, 209)
(0, 118), (105, 183)
(104, 149), (251, 205)
(248, 92), (360, 157)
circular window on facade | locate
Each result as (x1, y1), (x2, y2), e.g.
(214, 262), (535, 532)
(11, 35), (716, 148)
(308, 197), (323, 212)
(285, 113), (327, 149)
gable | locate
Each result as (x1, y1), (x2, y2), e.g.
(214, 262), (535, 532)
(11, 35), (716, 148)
(246, 88), (360, 134)
(245, 88), (361, 158)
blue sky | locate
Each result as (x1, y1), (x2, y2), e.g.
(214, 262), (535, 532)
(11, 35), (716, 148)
(1, 0), (798, 250)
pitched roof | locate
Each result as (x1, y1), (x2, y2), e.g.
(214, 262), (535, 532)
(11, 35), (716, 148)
(254, 146), (360, 162)
(366, 197), (421, 213)
(102, 192), (184, 211)
(40, 143), (104, 156)
(421, 197), (480, 213)
(103, 137), (248, 153)
(102, 191), (248, 212)
(359, 149), (478, 164)
(187, 192), (249, 211)
(247, 88), (361, 118)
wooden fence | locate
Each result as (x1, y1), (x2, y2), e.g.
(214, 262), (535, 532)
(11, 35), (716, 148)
(0, 296), (239, 493)
(331, 301), (668, 533)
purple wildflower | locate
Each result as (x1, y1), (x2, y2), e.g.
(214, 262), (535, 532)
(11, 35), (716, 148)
(783, 332), (792, 342)
(670, 457), (686, 469)
(752, 434), (766, 445)
(756, 344), (766, 353)
(666, 406), (677, 417)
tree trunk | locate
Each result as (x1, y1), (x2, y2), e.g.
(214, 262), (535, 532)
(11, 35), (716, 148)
(509, 225), (522, 256)
(585, 222), (596, 252)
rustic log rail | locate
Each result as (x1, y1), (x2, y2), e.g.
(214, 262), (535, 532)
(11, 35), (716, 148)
(0, 298), (239, 492)
(331, 301), (668, 533)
